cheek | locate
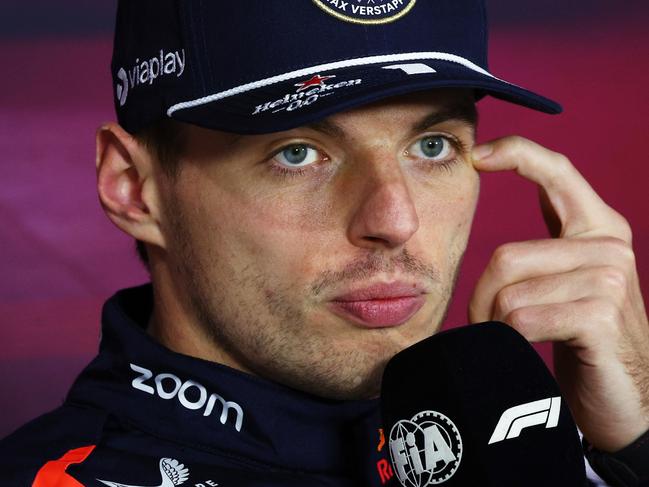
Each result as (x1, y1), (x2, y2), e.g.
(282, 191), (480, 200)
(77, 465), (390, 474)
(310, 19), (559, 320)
(414, 171), (480, 262)
(198, 184), (338, 282)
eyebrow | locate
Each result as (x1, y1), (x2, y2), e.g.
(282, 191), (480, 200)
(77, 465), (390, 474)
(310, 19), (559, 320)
(411, 104), (478, 134)
(305, 119), (347, 139)
(304, 103), (478, 140)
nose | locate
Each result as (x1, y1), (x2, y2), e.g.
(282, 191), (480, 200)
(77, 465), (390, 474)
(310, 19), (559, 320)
(347, 162), (420, 250)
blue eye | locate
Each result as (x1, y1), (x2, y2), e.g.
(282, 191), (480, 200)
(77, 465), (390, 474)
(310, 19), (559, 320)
(274, 144), (321, 167)
(408, 135), (452, 160)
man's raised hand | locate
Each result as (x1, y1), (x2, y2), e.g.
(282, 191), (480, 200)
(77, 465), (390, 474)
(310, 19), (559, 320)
(469, 135), (649, 452)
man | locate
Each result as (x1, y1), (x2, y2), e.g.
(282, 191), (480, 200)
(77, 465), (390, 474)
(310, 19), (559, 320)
(1, 1), (648, 486)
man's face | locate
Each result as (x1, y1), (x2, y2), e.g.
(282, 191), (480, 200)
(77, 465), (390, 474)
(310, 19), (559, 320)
(156, 89), (480, 399)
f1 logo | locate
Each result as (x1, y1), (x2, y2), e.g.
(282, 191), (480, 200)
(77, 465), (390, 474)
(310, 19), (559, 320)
(488, 397), (561, 445)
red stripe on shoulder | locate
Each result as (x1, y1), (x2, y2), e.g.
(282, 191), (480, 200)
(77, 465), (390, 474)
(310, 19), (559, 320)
(32, 445), (96, 487)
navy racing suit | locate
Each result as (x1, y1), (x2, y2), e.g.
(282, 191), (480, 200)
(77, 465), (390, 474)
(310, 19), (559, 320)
(0, 285), (394, 486)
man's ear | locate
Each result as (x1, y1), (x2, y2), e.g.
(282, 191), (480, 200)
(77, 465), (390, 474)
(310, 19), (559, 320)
(96, 122), (166, 249)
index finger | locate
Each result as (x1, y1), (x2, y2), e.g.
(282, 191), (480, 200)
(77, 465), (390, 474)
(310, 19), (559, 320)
(472, 136), (631, 242)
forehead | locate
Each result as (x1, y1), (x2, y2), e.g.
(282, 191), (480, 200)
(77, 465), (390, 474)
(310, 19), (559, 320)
(314, 88), (477, 136)
(334, 88), (475, 120)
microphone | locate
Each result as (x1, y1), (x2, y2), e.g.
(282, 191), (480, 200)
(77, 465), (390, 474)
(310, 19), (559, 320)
(380, 322), (587, 486)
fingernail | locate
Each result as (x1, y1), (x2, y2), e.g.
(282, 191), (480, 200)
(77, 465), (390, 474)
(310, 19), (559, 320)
(472, 144), (493, 161)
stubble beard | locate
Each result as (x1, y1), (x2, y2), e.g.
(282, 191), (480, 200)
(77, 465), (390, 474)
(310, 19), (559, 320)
(166, 204), (465, 400)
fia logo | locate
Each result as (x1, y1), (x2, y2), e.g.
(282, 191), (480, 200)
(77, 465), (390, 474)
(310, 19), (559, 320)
(389, 410), (462, 486)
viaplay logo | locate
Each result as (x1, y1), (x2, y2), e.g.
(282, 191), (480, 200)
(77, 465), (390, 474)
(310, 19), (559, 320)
(389, 410), (462, 486)
(312, 0), (416, 25)
(116, 68), (129, 107)
(116, 48), (186, 107)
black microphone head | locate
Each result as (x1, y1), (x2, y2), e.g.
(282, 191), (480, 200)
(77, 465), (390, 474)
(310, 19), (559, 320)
(380, 322), (587, 486)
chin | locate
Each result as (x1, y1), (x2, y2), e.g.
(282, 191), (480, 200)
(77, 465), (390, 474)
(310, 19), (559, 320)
(303, 368), (385, 401)
(325, 329), (431, 400)
(280, 339), (404, 401)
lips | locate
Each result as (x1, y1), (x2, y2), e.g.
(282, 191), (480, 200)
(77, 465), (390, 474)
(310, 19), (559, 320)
(328, 282), (426, 328)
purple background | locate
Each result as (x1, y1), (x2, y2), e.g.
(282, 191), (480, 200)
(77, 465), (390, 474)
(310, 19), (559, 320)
(1, 1), (649, 438)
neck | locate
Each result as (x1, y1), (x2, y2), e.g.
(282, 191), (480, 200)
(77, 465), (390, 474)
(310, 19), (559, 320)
(146, 257), (253, 375)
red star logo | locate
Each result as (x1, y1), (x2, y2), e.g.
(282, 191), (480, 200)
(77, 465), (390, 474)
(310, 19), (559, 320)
(294, 74), (336, 92)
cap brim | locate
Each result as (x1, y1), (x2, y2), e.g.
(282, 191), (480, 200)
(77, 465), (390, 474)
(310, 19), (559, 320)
(168, 57), (561, 135)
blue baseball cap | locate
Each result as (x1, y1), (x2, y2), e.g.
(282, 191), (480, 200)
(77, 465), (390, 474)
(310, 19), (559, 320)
(112, 0), (562, 135)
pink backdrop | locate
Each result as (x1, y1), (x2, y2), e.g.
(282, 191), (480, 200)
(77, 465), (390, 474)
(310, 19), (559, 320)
(1, 15), (648, 438)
